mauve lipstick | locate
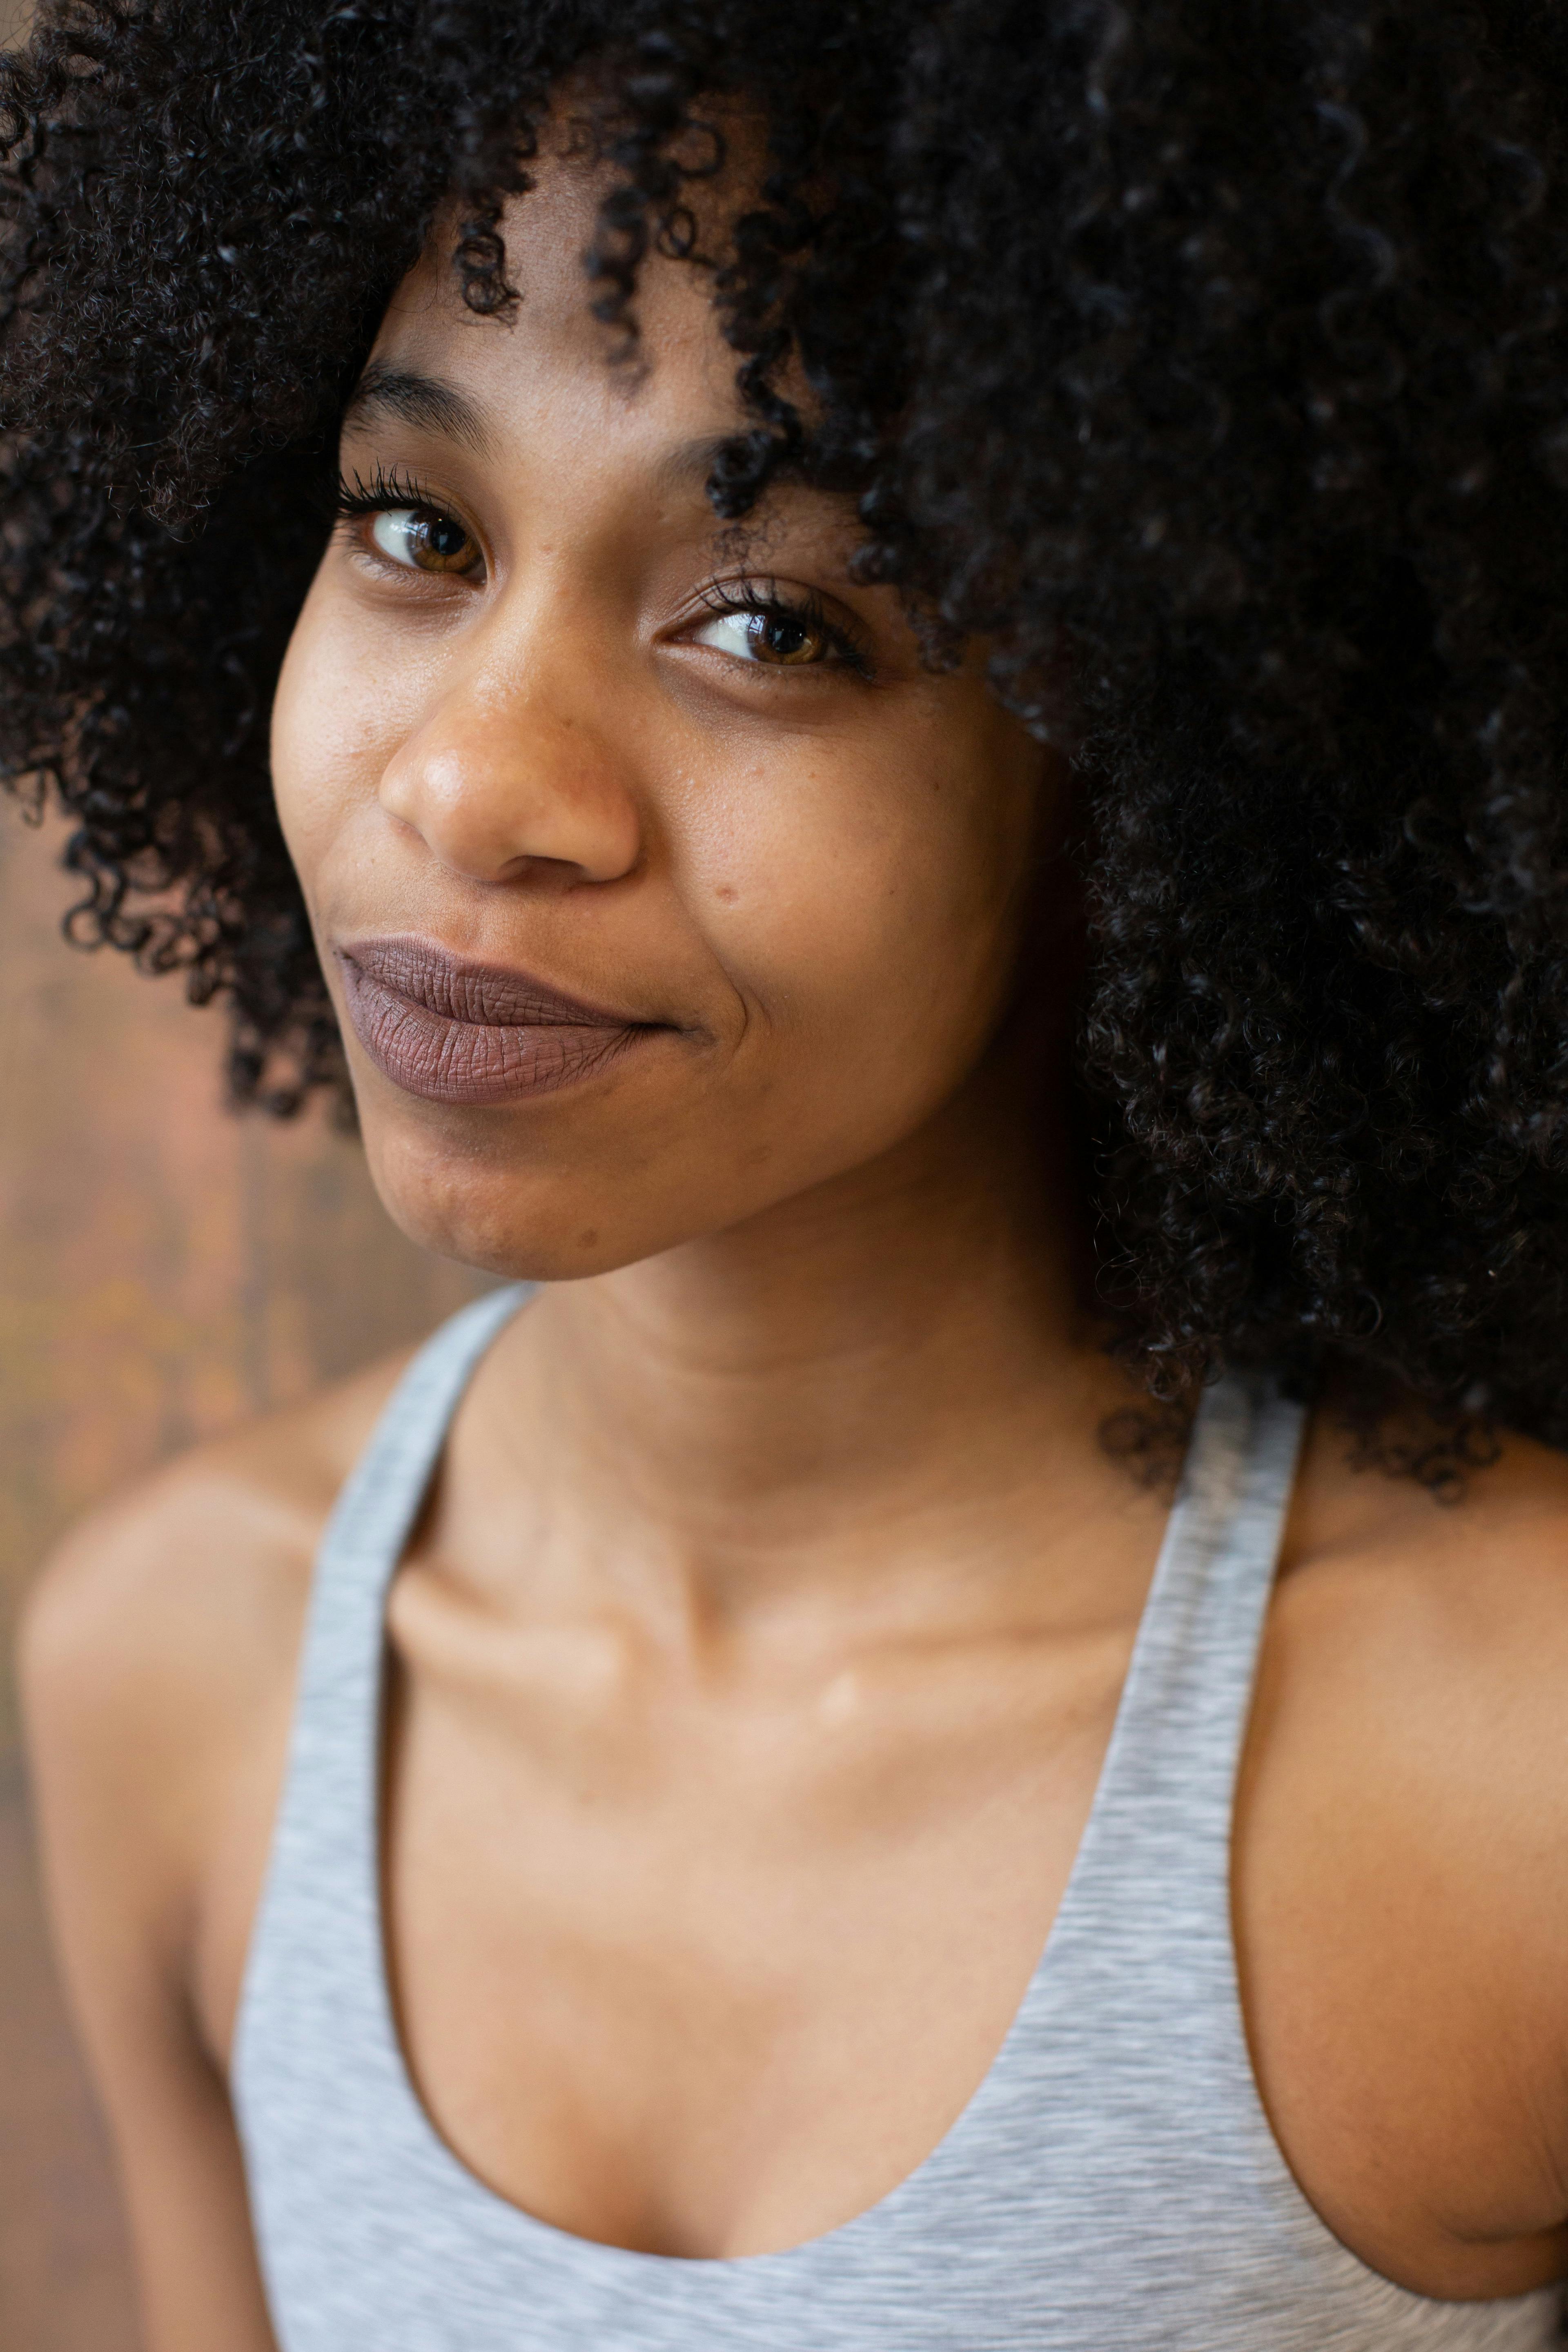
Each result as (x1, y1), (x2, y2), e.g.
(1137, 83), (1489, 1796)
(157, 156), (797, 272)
(336, 936), (659, 1106)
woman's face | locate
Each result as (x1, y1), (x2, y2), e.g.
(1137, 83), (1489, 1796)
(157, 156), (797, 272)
(271, 160), (1059, 1279)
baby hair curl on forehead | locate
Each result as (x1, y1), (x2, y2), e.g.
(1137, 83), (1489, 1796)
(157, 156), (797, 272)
(4, 0), (1568, 1468)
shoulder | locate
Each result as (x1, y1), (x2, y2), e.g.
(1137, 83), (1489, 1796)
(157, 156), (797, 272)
(14, 1352), (426, 2350)
(1257, 1401), (1568, 1900)
(1258, 1407), (1568, 1942)
(1236, 1406), (1568, 2281)
(1270, 1406), (1568, 1758)
(18, 1345), (415, 1998)
(22, 1344), (412, 1738)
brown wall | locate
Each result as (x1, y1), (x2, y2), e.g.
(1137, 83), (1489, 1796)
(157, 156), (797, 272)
(0, 808), (488, 2347)
(0, 9), (494, 2337)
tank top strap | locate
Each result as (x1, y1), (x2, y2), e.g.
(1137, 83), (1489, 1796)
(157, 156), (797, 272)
(315, 1282), (534, 1607)
(1129, 1368), (1307, 1740)
(1051, 1369), (1309, 1963)
(233, 1282), (533, 2102)
(287, 1276), (533, 1784)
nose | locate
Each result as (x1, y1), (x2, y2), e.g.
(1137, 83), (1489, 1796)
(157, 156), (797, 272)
(376, 657), (644, 889)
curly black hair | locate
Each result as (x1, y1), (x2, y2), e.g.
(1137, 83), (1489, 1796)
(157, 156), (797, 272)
(4, 0), (1568, 1456)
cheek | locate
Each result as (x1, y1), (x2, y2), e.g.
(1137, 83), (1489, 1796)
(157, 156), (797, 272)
(269, 576), (417, 892)
(668, 724), (1036, 1109)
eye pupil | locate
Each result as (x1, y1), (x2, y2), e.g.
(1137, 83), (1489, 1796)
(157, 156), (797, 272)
(759, 613), (813, 662)
(423, 514), (469, 561)
(366, 503), (478, 574)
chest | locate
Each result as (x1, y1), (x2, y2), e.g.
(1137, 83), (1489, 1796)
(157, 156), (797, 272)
(376, 1600), (1129, 2260)
(205, 1552), (1567, 2303)
(352, 1586), (1548, 2294)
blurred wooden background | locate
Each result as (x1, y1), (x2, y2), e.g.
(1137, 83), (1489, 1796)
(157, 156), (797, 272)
(0, 814), (487, 2352)
(0, 4), (482, 2341)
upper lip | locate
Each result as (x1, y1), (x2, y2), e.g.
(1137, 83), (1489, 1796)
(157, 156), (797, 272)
(336, 936), (652, 1030)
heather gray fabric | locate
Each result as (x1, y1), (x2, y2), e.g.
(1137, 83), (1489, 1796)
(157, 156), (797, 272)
(233, 1285), (1563, 2349)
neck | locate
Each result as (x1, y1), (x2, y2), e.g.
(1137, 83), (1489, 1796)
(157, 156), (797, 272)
(472, 1047), (1144, 1637)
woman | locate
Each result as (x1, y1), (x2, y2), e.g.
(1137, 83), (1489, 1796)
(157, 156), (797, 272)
(7, 1), (1568, 2345)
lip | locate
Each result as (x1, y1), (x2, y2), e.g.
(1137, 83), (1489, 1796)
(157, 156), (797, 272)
(335, 935), (663, 1106)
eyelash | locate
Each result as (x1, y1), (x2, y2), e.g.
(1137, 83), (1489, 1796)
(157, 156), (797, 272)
(333, 472), (875, 679)
(695, 580), (875, 679)
(334, 464), (445, 525)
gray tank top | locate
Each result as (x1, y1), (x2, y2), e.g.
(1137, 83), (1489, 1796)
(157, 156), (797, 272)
(233, 1285), (1564, 2350)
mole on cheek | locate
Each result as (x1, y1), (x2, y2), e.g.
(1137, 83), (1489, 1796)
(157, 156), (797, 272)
(715, 884), (739, 904)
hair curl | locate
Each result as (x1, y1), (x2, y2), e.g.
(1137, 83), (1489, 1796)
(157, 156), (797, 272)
(4, 0), (1568, 1456)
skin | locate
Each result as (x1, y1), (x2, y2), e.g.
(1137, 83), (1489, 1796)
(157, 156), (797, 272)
(20, 144), (1568, 2352)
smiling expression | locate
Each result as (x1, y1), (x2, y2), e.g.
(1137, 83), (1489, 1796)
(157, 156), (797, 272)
(270, 149), (1058, 1279)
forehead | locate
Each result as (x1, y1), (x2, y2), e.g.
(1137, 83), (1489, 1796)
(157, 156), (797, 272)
(358, 155), (756, 466)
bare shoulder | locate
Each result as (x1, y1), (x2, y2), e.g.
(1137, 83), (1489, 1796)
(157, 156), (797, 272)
(1261, 1402), (1568, 1931)
(1274, 1405), (1568, 1731)
(18, 1343), (418, 2002)
(1238, 1407), (1568, 2285)
(22, 1342), (414, 1745)
(1259, 1403), (1568, 1900)
(1248, 1405), (1568, 1977)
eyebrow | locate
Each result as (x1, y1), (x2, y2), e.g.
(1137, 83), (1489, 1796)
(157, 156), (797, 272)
(340, 368), (806, 509)
(341, 364), (494, 453)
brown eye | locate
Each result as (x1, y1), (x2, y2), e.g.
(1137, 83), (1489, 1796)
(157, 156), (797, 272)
(693, 606), (831, 665)
(750, 610), (822, 664)
(369, 506), (480, 575)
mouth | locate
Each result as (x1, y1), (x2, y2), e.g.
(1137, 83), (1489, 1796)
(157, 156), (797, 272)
(335, 935), (666, 1107)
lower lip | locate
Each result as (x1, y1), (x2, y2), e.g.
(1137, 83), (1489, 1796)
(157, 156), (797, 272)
(338, 959), (653, 1107)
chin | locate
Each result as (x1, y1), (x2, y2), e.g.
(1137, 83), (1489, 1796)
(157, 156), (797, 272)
(365, 1149), (642, 1282)
(354, 1105), (710, 1285)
